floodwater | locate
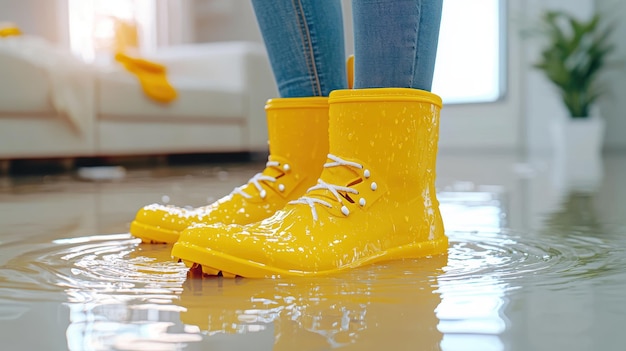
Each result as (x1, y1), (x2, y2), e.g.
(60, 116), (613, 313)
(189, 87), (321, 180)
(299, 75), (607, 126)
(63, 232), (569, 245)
(0, 153), (625, 351)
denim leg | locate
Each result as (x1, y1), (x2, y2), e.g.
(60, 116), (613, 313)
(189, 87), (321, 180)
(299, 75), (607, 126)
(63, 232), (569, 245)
(352, 0), (442, 91)
(251, 0), (347, 97)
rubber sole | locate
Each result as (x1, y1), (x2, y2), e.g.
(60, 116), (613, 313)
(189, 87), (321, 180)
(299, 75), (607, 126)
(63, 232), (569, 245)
(129, 220), (180, 244)
(171, 236), (449, 278)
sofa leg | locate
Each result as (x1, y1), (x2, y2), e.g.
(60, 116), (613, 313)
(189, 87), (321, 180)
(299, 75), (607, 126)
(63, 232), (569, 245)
(60, 158), (75, 172)
(0, 160), (9, 175)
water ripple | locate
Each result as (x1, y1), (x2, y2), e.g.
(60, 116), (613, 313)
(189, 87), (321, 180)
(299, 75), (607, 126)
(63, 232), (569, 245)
(0, 234), (187, 303)
(0, 229), (623, 303)
(440, 229), (622, 293)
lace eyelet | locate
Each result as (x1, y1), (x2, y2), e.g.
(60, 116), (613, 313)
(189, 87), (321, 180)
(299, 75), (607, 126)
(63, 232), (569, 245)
(290, 154), (368, 221)
(341, 205), (350, 216)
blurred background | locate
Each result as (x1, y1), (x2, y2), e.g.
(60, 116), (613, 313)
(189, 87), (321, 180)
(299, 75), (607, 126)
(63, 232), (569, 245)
(0, 0), (624, 164)
(1, 2), (626, 350)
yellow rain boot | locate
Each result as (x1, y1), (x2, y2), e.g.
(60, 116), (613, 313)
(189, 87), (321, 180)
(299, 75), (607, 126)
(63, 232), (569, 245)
(130, 97), (329, 244)
(172, 88), (447, 277)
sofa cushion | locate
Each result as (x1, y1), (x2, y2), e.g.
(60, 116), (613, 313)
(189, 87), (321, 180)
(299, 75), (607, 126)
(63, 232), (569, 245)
(0, 51), (54, 113)
(97, 70), (246, 120)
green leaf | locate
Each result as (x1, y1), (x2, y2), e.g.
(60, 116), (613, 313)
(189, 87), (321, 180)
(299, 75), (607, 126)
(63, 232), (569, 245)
(529, 10), (616, 118)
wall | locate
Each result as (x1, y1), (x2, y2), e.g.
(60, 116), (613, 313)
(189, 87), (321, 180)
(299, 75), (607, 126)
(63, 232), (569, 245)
(191, 0), (262, 43)
(189, 0), (354, 53)
(595, 0), (626, 151)
(0, 0), (64, 44)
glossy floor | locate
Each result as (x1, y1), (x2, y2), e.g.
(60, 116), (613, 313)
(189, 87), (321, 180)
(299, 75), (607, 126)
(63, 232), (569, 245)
(0, 152), (625, 351)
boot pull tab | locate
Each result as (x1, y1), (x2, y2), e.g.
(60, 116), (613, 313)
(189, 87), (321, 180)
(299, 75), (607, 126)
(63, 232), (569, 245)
(347, 55), (354, 89)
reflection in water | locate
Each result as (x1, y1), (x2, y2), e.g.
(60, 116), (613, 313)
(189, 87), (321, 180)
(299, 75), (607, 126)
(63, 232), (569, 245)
(438, 232), (509, 351)
(0, 230), (526, 350)
(544, 191), (602, 233)
(178, 255), (446, 350)
(537, 189), (622, 285)
(1, 185), (625, 350)
(438, 190), (508, 231)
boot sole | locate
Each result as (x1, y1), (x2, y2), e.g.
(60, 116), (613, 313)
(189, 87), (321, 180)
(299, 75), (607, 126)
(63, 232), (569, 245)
(171, 236), (449, 278)
(129, 220), (180, 244)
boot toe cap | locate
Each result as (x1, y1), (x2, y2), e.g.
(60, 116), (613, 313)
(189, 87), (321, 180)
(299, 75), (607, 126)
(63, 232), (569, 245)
(130, 203), (199, 243)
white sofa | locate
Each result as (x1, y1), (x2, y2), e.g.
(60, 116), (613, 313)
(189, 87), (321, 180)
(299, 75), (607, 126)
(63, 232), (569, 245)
(0, 40), (277, 160)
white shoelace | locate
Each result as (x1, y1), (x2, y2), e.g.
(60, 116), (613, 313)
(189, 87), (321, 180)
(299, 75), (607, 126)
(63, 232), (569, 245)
(289, 154), (363, 221)
(231, 161), (279, 199)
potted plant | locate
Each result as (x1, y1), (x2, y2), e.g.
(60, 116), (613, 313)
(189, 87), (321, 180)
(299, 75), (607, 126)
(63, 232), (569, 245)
(532, 10), (616, 159)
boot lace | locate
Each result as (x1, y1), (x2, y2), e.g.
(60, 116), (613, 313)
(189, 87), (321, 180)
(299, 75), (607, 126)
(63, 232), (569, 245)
(231, 161), (280, 199)
(289, 154), (363, 221)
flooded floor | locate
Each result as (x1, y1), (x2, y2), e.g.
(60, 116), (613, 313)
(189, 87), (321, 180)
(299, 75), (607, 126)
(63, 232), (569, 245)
(0, 152), (625, 351)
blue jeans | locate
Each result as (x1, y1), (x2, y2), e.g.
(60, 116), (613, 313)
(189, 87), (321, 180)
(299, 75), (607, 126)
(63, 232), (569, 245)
(251, 0), (443, 97)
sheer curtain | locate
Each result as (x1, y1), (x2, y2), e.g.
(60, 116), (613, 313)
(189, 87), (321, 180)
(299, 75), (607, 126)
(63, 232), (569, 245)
(154, 0), (195, 47)
(67, 0), (162, 62)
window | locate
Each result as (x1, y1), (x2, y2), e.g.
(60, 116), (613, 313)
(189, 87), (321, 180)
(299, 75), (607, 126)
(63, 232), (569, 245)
(432, 0), (504, 104)
(67, 0), (157, 62)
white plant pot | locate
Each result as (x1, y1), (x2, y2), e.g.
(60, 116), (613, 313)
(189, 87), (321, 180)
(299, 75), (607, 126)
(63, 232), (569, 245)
(550, 116), (605, 160)
(550, 116), (605, 192)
